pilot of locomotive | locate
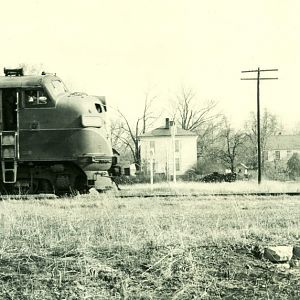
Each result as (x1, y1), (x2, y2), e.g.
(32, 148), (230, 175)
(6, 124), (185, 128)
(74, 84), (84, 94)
(0, 68), (115, 194)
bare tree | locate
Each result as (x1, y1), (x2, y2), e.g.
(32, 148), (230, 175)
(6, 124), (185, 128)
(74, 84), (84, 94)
(244, 109), (282, 168)
(196, 118), (224, 155)
(291, 121), (300, 135)
(110, 119), (128, 152)
(175, 87), (218, 131)
(111, 91), (157, 171)
(141, 90), (157, 134)
(172, 86), (223, 172)
(216, 118), (247, 172)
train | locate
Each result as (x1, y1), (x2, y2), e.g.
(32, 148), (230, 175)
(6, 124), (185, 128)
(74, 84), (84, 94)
(0, 67), (119, 194)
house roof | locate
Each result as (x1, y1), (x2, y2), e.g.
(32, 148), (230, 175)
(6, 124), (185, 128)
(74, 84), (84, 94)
(112, 148), (120, 156)
(239, 163), (249, 169)
(140, 126), (197, 138)
(266, 135), (300, 150)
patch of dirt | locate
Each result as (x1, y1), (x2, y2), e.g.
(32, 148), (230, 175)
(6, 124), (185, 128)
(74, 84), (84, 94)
(0, 245), (300, 299)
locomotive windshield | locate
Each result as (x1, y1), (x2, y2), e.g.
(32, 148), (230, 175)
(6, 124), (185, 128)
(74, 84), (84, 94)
(48, 80), (68, 97)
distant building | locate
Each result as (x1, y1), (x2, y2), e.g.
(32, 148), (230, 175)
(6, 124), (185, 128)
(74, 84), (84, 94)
(139, 118), (198, 177)
(112, 148), (120, 165)
(264, 135), (300, 162)
(237, 163), (250, 180)
(122, 163), (137, 176)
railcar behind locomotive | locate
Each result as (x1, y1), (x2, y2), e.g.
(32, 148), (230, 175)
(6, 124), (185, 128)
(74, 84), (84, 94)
(0, 67), (117, 194)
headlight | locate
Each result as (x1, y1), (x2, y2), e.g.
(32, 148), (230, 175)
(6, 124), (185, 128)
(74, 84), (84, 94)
(81, 115), (103, 128)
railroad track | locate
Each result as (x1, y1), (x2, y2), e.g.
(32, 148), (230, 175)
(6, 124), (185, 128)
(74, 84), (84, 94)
(116, 192), (300, 198)
(1, 191), (300, 200)
(0, 194), (58, 200)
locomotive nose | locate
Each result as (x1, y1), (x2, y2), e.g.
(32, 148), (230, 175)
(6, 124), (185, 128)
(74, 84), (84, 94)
(67, 126), (112, 168)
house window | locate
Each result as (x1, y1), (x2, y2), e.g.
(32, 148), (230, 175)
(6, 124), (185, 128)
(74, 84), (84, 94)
(264, 151), (269, 161)
(175, 158), (180, 171)
(275, 150), (280, 160)
(150, 141), (155, 151)
(175, 140), (180, 152)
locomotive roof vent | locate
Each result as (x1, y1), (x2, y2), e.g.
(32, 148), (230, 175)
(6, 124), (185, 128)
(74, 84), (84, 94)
(41, 71), (56, 76)
(4, 67), (24, 77)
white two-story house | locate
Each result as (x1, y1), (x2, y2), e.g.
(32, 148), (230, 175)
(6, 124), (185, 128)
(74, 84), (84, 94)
(139, 118), (198, 177)
(264, 135), (300, 162)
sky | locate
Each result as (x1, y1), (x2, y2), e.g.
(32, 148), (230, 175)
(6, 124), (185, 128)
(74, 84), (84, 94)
(0, 0), (299, 131)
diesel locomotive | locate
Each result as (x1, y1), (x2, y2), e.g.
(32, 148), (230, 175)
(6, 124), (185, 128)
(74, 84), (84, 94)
(0, 67), (116, 194)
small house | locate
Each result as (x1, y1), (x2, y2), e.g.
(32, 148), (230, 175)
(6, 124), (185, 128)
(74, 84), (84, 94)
(139, 118), (198, 177)
(264, 135), (300, 162)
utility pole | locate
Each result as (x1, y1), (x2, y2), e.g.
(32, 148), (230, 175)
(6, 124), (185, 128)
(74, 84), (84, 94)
(241, 68), (278, 184)
(170, 120), (176, 183)
(150, 149), (154, 188)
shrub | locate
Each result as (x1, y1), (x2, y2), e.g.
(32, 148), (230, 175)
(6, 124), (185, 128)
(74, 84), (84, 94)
(287, 153), (300, 180)
(114, 173), (167, 185)
(264, 161), (288, 181)
(182, 168), (199, 181)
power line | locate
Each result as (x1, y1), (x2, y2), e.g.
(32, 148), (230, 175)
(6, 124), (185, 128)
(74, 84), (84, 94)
(241, 67), (278, 184)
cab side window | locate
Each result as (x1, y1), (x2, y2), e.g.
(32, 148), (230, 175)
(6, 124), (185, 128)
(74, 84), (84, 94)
(23, 89), (53, 108)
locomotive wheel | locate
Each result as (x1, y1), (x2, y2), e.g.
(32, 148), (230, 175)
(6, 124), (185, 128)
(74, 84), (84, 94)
(22, 180), (39, 194)
(74, 175), (88, 194)
(38, 179), (54, 194)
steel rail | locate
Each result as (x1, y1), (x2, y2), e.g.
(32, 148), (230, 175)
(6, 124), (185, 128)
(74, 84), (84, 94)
(1, 191), (300, 200)
(116, 192), (300, 198)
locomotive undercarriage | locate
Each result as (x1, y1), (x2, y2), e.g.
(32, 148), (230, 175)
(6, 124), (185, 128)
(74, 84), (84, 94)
(0, 161), (113, 195)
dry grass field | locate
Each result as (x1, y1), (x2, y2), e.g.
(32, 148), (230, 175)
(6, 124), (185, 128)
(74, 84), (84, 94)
(0, 181), (300, 299)
(119, 180), (300, 195)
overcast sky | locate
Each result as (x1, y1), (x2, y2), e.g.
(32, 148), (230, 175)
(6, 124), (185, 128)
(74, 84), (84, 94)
(1, 0), (299, 130)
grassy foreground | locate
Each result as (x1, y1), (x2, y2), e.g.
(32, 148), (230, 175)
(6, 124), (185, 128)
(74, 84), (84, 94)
(0, 188), (300, 299)
(118, 180), (300, 195)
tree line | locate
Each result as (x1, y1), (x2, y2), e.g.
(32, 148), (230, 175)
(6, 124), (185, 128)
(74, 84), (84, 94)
(110, 87), (285, 177)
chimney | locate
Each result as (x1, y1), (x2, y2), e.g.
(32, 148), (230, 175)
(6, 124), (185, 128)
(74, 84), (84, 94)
(165, 118), (170, 129)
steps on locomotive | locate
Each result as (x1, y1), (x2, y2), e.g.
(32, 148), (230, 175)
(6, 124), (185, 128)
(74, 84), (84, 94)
(0, 131), (18, 183)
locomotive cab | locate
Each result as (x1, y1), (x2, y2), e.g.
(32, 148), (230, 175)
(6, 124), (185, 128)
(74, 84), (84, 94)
(0, 67), (115, 194)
